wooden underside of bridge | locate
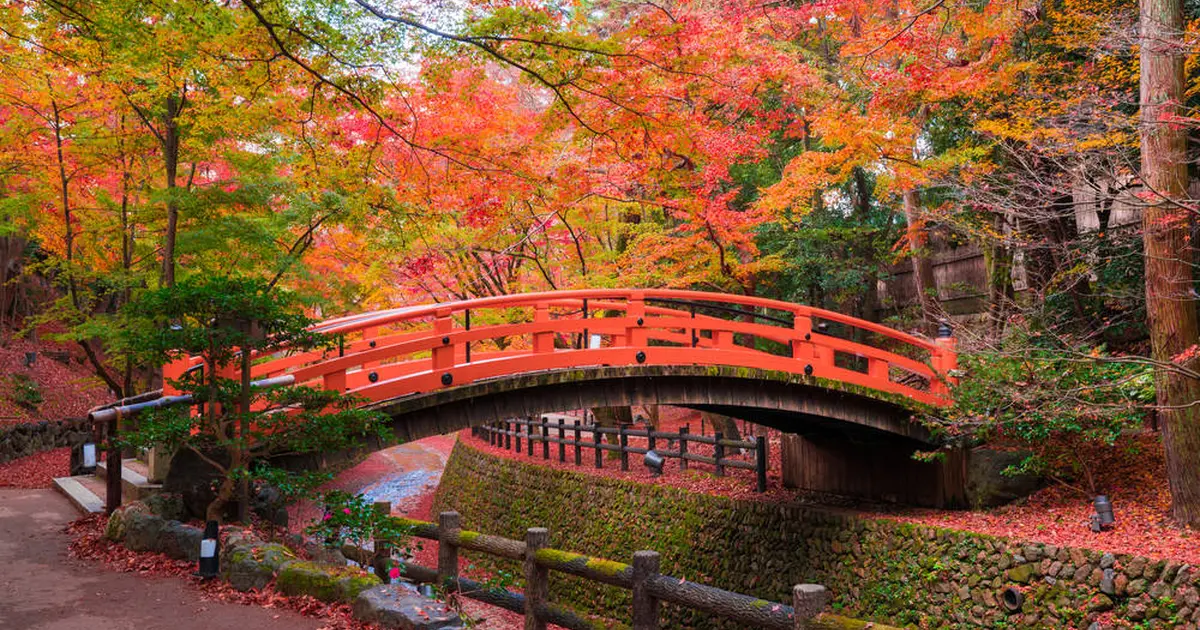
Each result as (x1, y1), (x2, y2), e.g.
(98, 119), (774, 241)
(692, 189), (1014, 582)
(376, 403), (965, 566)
(367, 364), (962, 507)
(367, 364), (932, 444)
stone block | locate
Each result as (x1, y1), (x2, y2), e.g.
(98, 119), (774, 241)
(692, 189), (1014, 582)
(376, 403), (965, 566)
(353, 584), (463, 630)
(277, 561), (341, 602)
(222, 545), (275, 592)
(124, 513), (166, 553)
(159, 520), (203, 561)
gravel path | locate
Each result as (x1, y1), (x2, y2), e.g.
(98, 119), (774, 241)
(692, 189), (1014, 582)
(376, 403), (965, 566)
(0, 488), (322, 630)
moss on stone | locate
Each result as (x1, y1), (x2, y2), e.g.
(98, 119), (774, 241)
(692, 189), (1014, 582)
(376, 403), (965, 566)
(276, 561), (341, 602)
(337, 573), (382, 600)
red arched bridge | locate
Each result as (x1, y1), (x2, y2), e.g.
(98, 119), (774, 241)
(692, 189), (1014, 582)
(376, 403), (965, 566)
(150, 289), (957, 444)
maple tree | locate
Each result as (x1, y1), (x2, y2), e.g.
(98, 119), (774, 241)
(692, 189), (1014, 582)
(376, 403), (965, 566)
(1, 0), (1198, 525)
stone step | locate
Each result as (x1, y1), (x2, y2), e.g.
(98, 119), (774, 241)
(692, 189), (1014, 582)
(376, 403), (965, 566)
(96, 458), (162, 501)
(53, 475), (105, 514)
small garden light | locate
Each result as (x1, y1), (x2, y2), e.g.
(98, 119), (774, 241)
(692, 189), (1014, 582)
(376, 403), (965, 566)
(938, 321), (954, 338)
(80, 441), (97, 474)
(197, 520), (220, 578)
(643, 450), (665, 477)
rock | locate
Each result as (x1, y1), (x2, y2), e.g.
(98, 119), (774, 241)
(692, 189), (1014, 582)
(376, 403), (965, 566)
(1008, 564), (1036, 584)
(223, 548), (275, 592)
(1100, 568), (1116, 595)
(159, 520), (204, 561)
(277, 561), (342, 602)
(304, 541), (348, 567)
(258, 543), (298, 571)
(1088, 595), (1114, 613)
(1129, 578), (1149, 596)
(353, 584), (464, 629)
(964, 448), (1043, 507)
(163, 447), (230, 520)
(250, 484), (289, 528)
(1100, 553), (1116, 569)
(124, 513), (166, 553)
(338, 573), (382, 601)
(144, 493), (188, 521)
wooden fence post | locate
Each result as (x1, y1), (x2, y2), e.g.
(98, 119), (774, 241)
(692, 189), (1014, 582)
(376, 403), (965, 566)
(755, 435), (768, 493)
(714, 432), (725, 477)
(505, 420), (512, 450)
(524, 528), (550, 630)
(374, 501), (393, 582)
(527, 420), (534, 457)
(573, 420), (582, 465)
(679, 425), (689, 471)
(647, 429), (656, 453)
(793, 584), (831, 627)
(557, 420), (566, 462)
(438, 511), (461, 588)
(594, 425), (603, 469)
(514, 420), (521, 453)
(541, 417), (550, 460)
(632, 550), (661, 630)
(619, 424), (630, 471)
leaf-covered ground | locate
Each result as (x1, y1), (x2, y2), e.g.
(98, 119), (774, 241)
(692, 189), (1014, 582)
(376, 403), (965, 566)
(0, 446), (70, 488)
(0, 336), (111, 424)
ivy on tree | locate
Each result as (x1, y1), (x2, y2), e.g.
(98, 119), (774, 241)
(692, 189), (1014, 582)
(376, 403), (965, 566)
(119, 276), (389, 522)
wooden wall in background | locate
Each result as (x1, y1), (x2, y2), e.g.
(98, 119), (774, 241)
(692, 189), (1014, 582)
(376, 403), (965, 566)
(780, 432), (966, 508)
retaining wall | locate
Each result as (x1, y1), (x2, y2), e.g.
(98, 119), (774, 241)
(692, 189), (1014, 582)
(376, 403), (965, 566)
(0, 417), (90, 464)
(433, 439), (1200, 629)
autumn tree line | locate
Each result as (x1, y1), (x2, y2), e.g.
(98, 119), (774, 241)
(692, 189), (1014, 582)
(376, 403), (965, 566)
(0, 0), (1197, 524)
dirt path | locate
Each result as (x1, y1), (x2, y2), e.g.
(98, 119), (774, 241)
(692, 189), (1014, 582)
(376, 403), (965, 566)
(0, 489), (322, 630)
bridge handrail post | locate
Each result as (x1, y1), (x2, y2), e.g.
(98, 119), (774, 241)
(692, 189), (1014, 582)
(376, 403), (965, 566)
(679, 425), (689, 470)
(524, 527), (550, 630)
(714, 431), (725, 477)
(619, 424), (630, 472)
(755, 436), (767, 493)
(432, 309), (454, 374)
(593, 425), (603, 469)
(792, 313), (814, 361)
(631, 550), (661, 630)
(625, 292), (647, 348)
(573, 420), (581, 465)
(541, 417), (550, 460)
(437, 511), (461, 588)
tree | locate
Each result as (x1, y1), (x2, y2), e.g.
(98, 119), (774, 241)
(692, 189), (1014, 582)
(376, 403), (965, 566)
(120, 276), (388, 522)
(1138, 0), (1200, 525)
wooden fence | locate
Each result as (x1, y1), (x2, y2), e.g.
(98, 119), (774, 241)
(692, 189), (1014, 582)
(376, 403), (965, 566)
(355, 509), (865, 630)
(472, 416), (769, 492)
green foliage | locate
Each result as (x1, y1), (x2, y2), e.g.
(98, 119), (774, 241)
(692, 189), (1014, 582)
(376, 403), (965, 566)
(6, 373), (43, 410)
(306, 490), (415, 570)
(117, 276), (389, 520)
(945, 326), (1154, 488)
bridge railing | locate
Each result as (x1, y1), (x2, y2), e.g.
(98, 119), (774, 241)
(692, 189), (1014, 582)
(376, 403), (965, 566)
(162, 289), (958, 409)
(346, 509), (882, 630)
(474, 417), (770, 492)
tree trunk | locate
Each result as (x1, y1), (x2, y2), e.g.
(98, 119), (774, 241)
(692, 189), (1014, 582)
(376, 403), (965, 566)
(985, 214), (1015, 339)
(1139, 0), (1200, 526)
(700, 411), (743, 454)
(852, 167), (880, 323)
(161, 94), (182, 288)
(903, 188), (939, 328)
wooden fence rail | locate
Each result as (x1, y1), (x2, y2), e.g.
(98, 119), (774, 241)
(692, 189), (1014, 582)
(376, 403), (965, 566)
(473, 416), (769, 492)
(359, 509), (862, 630)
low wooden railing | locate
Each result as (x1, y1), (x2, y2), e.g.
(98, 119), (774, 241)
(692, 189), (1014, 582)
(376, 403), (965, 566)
(473, 416), (769, 492)
(356, 509), (876, 630)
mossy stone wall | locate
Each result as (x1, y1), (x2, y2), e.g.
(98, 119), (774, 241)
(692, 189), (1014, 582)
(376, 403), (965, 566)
(433, 440), (1200, 628)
